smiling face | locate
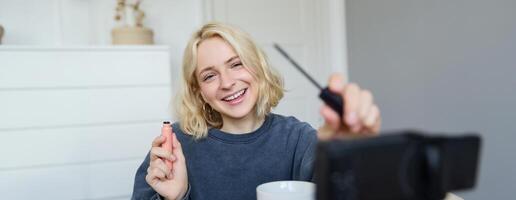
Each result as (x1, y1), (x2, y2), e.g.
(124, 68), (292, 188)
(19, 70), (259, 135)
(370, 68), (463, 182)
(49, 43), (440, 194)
(195, 36), (259, 122)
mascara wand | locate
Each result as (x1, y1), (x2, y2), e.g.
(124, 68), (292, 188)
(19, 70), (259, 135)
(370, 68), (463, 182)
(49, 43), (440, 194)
(273, 43), (344, 117)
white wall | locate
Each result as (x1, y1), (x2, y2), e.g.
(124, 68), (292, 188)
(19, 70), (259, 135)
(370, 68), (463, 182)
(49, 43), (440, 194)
(0, 0), (203, 68)
(0, 0), (202, 45)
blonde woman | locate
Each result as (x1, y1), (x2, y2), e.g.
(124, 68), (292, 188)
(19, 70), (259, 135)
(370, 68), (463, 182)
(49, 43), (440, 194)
(131, 22), (381, 200)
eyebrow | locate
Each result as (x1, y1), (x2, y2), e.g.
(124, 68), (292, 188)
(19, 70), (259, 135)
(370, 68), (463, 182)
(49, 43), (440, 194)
(198, 55), (240, 75)
(225, 55), (240, 65)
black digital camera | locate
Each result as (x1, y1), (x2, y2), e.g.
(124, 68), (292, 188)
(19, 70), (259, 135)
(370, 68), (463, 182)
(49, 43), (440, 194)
(314, 131), (481, 200)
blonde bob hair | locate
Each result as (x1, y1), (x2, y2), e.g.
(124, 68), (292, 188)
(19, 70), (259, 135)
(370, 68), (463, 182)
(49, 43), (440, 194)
(176, 22), (284, 139)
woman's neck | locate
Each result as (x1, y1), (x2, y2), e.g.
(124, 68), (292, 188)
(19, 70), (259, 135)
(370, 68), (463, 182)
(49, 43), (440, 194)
(220, 113), (265, 134)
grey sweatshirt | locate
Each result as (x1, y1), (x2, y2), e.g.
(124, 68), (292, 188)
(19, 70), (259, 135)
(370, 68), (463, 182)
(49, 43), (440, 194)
(131, 113), (317, 200)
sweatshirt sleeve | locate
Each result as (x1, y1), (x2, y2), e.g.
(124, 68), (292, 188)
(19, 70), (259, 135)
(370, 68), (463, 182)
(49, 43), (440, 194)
(131, 152), (192, 200)
(292, 123), (318, 181)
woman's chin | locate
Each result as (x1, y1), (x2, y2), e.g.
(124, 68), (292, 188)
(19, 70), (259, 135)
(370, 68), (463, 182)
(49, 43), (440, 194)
(220, 108), (255, 120)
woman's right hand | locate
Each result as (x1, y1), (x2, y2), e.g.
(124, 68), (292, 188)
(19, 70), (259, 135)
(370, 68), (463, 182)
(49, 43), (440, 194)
(145, 133), (188, 200)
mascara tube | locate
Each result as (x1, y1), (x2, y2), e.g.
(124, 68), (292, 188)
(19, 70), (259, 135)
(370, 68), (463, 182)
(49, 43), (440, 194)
(161, 121), (173, 169)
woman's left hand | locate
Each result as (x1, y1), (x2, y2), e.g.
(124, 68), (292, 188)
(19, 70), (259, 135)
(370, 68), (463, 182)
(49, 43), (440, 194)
(318, 73), (381, 140)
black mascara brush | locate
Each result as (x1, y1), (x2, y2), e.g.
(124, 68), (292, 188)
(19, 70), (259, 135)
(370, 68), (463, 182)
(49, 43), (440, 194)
(273, 43), (344, 117)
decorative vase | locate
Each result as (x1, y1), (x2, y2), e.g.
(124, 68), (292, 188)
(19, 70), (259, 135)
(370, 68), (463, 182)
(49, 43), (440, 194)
(111, 26), (154, 45)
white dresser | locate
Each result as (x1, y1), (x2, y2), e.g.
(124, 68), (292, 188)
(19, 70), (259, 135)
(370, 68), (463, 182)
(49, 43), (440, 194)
(0, 46), (173, 200)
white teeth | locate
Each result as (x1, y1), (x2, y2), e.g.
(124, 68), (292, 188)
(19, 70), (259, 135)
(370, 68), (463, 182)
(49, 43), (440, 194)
(223, 89), (246, 101)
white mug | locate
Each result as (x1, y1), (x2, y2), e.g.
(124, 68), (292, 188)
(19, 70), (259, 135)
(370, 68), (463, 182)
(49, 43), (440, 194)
(256, 181), (315, 200)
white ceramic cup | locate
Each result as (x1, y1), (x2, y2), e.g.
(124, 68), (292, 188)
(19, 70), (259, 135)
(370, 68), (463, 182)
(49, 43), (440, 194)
(256, 181), (315, 200)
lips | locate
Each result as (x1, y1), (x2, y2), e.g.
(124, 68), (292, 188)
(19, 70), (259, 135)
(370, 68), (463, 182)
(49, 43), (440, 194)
(221, 88), (247, 102)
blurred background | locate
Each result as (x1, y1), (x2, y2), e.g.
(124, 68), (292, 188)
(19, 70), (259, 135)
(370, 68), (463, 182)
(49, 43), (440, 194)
(0, 0), (514, 199)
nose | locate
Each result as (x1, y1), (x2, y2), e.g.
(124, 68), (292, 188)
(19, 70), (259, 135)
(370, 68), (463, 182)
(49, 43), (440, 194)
(219, 70), (236, 89)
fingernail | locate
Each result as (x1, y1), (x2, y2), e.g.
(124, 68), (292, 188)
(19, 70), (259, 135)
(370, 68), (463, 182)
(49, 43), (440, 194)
(346, 112), (358, 126)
